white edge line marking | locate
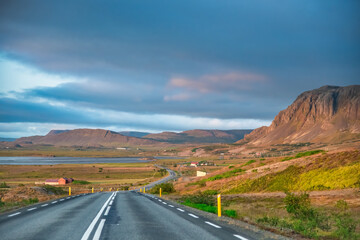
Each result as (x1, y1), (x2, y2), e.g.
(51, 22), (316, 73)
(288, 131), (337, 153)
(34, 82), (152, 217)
(66, 197), (70, 199)
(109, 201), (113, 205)
(104, 206), (111, 216)
(176, 208), (185, 212)
(205, 221), (221, 228)
(233, 234), (249, 240)
(168, 205), (174, 207)
(81, 192), (114, 240)
(41, 204), (48, 207)
(27, 207), (37, 211)
(59, 199), (64, 201)
(8, 212), (21, 217)
(188, 213), (199, 218)
(51, 201), (57, 204)
(162, 202), (167, 204)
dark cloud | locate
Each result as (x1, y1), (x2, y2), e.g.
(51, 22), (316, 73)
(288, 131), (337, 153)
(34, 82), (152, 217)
(0, 0), (359, 133)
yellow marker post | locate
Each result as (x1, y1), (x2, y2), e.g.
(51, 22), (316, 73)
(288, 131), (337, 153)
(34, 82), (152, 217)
(217, 194), (221, 217)
(159, 188), (162, 197)
(144, 187), (146, 193)
(100, 188), (103, 192)
(140, 188), (142, 193)
(92, 187), (94, 193)
(69, 187), (71, 196)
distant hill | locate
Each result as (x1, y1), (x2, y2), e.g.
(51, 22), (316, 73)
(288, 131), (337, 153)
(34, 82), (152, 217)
(15, 129), (158, 147)
(143, 129), (252, 143)
(239, 85), (360, 145)
(0, 137), (17, 142)
(119, 131), (151, 138)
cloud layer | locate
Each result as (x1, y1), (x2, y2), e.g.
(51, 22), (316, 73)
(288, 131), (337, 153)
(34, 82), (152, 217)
(0, 0), (359, 137)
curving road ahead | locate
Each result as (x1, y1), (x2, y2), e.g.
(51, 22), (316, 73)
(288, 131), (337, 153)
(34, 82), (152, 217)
(0, 191), (289, 240)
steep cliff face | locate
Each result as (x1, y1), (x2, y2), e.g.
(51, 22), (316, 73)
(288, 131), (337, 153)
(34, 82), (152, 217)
(240, 85), (360, 145)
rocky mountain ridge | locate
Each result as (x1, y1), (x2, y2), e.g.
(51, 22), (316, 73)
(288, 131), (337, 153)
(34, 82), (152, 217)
(239, 85), (360, 145)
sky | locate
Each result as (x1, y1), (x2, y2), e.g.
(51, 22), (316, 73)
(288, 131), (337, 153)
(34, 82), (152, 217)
(0, 0), (359, 138)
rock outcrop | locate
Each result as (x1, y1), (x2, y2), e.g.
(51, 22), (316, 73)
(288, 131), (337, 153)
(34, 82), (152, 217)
(239, 85), (360, 145)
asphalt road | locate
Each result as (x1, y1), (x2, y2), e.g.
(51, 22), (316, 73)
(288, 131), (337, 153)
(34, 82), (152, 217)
(0, 191), (289, 240)
(139, 165), (177, 191)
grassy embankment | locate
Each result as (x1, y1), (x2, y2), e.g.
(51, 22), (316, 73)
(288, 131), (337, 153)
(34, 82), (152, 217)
(169, 150), (360, 239)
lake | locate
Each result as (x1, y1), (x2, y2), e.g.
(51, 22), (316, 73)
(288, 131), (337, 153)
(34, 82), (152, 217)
(0, 156), (173, 165)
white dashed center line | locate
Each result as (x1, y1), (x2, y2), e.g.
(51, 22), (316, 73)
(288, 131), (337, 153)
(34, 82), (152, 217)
(8, 212), (21, 217)
(188, 213), (199, 218)
(176, 208), (185, 212)
(233, 234), (249, 240)
(205, 221), (221, 228)
(27, 207), (37, 211)
(104, 206), (111, 216)
(109, 201), (113, 205)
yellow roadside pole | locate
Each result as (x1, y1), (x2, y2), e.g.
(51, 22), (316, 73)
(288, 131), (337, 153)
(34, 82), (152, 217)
(159, 188), (162, 197)
(69, 187), (71, 196)
(217, 194), (221, 217)
(92, 187), (94, 193)
(144, 187), (146, 193)
(100, 188), (103, 192)
(110, 188), (112, 192)
(140, 188), (142, 193)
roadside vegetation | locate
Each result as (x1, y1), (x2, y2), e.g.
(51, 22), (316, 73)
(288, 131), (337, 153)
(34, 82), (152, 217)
(179, 192), (237, 218)
(149, 182), (175, 195)
(257, 192), (359, 239)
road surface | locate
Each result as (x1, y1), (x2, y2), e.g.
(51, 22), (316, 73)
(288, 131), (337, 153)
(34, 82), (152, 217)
(138, 165), (177, 191)
(0, 191), (289, 240)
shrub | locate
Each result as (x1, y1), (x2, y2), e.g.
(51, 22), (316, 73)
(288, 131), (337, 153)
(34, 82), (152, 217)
(43, 185), (66, 195)
(224, 209), (237, 218)
(202, 190), (218, 195)
(22, 198), (39, 205)
(332, 200), (359, 240)
(149, 182), (175, 194)
(243, 160), (256, 166)
(158, 169), (167, 176)
(0, 182), (10, 188)
(181, 192), (215, 206)
(72, 180), (91, 185)
(284, 192), (329, 238)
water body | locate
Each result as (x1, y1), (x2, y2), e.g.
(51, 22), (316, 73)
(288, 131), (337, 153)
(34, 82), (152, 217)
(0, 156), (174, 165)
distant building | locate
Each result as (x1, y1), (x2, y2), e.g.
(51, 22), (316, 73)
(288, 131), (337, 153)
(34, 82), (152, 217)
(190, 162), (198, 167)
(44, 179), (59, 185)
(196, 171), (207, 177)
(44, 177), (74, 185)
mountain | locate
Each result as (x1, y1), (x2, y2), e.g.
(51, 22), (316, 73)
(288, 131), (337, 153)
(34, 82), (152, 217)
(118, 131), (151, 138)
(15, 129), (158, 147)
(239, 85), (360, 145)
(143, 129), (252, 143)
